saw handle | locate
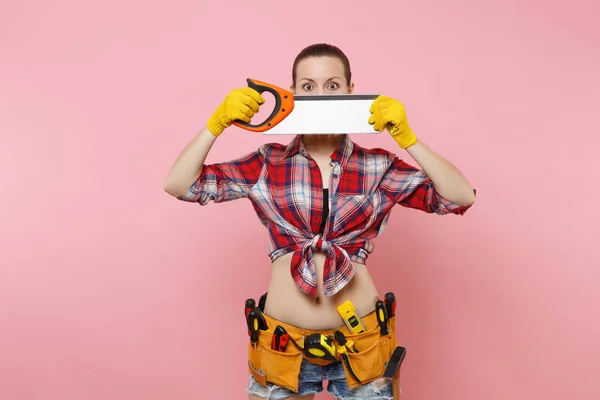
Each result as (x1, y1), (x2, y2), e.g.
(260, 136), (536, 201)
(232, 78), (294, 132)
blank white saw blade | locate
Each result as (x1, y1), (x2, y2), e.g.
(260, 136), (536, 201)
(263, 94), (381, 135)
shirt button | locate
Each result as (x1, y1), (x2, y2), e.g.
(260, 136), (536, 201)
(333, 174), (339, 179)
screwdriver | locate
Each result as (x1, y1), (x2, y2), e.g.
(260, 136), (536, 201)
(247, 309), (260, 343)
(245, 299), (267, 330)
(376, 300), (389, 336)
(245, 298), (255, 318)
(245, 299), (255, 337)
(384, 292), (396, 318)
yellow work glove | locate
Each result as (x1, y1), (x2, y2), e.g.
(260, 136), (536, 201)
(369, 95), (417, 149)
(207, 87), (265, 136)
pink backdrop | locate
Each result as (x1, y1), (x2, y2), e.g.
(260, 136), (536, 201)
(1, 0), (599, 399)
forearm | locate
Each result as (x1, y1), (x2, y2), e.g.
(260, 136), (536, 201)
(405, 141), (475, 206)
(163, 125), (217, 197)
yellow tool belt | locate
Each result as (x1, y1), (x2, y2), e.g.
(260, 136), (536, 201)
(247, 310), (399, 393)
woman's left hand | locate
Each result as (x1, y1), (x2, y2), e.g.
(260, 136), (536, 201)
(369, 95), (417, 149)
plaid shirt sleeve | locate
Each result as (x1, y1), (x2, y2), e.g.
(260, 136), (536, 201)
(177, 145), (266, 205)
(380, 156), (474, 215)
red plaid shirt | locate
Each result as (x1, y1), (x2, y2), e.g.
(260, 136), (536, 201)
(179, 134), (472, 297)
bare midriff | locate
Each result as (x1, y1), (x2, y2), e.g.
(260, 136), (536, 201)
(263, 251), (381, 330)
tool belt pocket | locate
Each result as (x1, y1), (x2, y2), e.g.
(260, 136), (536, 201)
(247, 333), (303, 393)
(340, 318), (398, 390)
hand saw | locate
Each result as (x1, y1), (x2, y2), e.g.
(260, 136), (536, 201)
(232, 78), (380, 135)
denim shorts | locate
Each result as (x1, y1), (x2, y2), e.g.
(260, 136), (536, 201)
(247, 357), (397, 399)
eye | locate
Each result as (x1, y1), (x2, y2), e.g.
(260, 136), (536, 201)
(302, 83), (314, 91)
(327, 82), (339, 90)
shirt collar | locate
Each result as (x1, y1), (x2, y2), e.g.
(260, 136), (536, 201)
(282, 134), (304, 158)
(283, 134), (354, 166)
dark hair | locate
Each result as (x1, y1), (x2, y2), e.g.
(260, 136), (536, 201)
(291, 43), (352, 87)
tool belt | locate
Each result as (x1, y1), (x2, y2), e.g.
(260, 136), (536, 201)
(245, 293), (404, 393)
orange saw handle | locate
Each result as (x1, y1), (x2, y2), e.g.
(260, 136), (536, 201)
(232, 78), (294, 132)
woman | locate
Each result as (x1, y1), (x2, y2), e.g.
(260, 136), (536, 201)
(163, 43), (475, 400)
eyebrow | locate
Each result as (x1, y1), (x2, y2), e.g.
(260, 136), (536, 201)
(300, 77), (342, 82)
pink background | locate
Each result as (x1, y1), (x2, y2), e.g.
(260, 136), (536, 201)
(1, 0), (599, 399)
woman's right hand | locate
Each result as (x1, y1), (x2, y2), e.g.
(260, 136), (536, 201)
(207, 87), (265, 136)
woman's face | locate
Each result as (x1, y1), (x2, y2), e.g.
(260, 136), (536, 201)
(292, 56), (354, 95)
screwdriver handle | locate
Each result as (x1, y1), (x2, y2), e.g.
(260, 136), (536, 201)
(247, 310), (260, 343)
(384, 292), (396, 318)
(245, 299), (256, 318)
(376, 300), (389, 336)
(245, 299), (255, 337)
